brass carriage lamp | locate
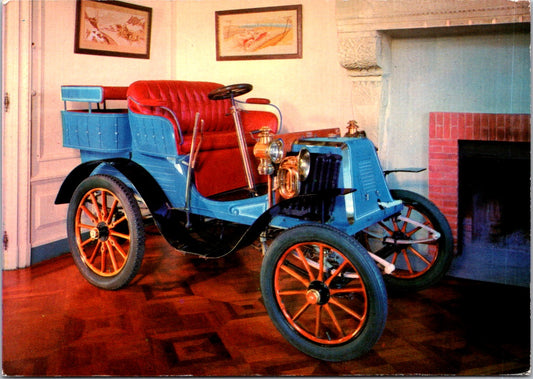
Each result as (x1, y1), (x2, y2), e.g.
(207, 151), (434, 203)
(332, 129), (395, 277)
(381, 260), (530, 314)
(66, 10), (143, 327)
(253, 126), (284, 176)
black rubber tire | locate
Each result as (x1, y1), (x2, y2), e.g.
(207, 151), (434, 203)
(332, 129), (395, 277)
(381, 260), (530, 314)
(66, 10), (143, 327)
(67, 175), (145, 290)
(261, 224), (388, 362)
(360, 189), (454, 293)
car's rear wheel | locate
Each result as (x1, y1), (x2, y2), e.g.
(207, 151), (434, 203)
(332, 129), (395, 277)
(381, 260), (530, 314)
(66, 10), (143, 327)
(67, 175), (145, 290)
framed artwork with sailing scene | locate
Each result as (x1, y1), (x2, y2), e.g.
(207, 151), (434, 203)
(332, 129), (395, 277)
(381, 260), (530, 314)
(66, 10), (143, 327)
(215, 5), (302, 61)
(75, 0), (152, 59)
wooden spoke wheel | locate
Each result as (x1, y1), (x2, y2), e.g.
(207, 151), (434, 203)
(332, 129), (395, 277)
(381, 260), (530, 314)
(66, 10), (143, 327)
(67, 175), (145, 290)
(261, 225), (387, 362)
(359, 189), (453, 292)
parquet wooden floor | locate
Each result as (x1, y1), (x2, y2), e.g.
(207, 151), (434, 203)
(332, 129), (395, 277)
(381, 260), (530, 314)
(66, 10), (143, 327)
(3, 227), (530, 376)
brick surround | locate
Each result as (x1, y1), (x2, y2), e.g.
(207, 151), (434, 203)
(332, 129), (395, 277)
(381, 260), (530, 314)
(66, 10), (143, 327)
(428, 112), (531, 249)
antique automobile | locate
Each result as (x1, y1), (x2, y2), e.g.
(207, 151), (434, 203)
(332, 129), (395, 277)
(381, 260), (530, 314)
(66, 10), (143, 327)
(55, 81), (453, 362)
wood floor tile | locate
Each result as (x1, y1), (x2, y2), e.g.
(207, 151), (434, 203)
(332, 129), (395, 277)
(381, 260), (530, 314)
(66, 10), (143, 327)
(3, 232), (530, 376)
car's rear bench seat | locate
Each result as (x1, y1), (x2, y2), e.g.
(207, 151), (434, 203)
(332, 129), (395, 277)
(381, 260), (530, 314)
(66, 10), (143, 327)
(127, 80), (282, 197)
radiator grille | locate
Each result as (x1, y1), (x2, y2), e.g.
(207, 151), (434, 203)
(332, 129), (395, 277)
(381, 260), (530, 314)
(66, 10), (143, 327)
(279, 153), (342, 221)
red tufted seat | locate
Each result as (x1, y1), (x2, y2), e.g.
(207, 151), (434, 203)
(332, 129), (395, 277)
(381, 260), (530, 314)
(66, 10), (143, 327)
(127, 80), (278, 155)
(127, 80), (279, 196)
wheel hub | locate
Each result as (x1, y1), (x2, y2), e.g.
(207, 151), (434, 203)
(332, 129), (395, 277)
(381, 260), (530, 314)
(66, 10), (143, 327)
(90, 222), (110, 241)
(306, 289), (321, 304)
(391, 230), (408, 241)
(307, 281), (330, 305)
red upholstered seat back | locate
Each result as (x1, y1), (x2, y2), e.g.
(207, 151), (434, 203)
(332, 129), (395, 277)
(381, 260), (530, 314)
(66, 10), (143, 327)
(127, 80), (235, 134)
(126, 80), (281, 197)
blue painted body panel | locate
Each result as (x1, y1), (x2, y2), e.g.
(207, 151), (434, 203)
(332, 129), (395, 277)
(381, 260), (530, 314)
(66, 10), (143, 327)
(61, 85), (402, 236)
(128, 111), (180, 158)
(61, 86), (108, 103)
(61, 110), (131, 153)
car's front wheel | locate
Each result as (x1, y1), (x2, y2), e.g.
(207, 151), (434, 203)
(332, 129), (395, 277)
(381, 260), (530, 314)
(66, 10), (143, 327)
(261, 224), (388, 362)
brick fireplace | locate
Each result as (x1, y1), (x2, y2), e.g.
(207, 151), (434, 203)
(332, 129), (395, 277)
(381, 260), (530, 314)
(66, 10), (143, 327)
(429, 112), (530, 285)
(428, 112), (530, 250)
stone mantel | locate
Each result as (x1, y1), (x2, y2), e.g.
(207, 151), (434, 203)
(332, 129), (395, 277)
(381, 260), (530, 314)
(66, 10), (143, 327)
(337, 0), (530, 33)
(336, 0), (530, 73)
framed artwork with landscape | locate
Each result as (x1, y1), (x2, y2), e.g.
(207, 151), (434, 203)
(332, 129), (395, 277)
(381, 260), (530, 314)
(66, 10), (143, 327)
(75, 0), (152, 59)
(215, 5), (302, 61)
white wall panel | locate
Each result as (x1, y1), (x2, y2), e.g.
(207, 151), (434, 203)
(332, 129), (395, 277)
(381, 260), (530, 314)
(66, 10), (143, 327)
(31, 180), (68, 247)
(24, 0), (174, 265)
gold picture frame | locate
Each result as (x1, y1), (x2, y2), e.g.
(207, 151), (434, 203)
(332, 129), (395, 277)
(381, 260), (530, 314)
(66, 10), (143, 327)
(75, 0), (152, 59)
(215, 5), (302, 61)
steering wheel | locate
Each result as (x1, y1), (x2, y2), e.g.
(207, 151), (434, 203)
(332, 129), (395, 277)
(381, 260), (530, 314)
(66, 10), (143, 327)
(208, 83), (253, 101)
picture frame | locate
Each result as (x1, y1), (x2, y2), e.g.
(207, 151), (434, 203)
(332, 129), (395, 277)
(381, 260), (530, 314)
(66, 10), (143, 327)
(215, 5), (302, 61)
(75, 0), (152, 59)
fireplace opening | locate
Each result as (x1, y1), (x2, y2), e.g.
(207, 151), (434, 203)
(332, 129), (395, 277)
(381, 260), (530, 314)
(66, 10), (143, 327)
(457, 140), (530, 285)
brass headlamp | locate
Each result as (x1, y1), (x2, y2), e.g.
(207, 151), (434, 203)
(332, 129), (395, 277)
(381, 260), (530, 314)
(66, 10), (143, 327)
(253, 127), (284, 176)
(278, 148), (311, 199)
(253, 127), (312, 200)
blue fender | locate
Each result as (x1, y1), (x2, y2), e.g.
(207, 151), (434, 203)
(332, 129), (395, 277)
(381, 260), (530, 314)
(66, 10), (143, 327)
(55, 158), (171, 214)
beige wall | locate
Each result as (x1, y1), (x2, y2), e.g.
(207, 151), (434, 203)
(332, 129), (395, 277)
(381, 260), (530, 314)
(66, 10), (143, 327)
(38, 0), (353, 164)
(49, 0), (353, 132)
(172, 0), (353, 132)
(41, 0), (175, 108)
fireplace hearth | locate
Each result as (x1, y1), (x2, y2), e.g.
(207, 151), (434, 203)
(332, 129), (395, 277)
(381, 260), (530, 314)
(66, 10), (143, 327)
(457, 140), (530, 286)
(459, 140), (530, 249)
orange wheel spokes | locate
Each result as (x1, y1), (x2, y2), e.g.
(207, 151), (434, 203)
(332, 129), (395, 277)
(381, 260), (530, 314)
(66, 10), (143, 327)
(87, 240), (101, 264)
(75, 188), (130, 277)
(105, 240), (119, 272)
(407, 245), (432, 266)
(393, 206), (438, 278)
(105, 199), (119, 224)
(401, 250), (414, 274)
(109, 230), (130, 241)
(295, 247), (315, 282)
(314, 305), (322, 337)
(317, 244), (325, 282)
(325, 259), (350, 287)
(274, 242), (368, 345)
(363, 203), (439, 279)
(80, 205), (99, 225)
(292, 302), (311, 322)
(391, 244), (436, 277)
(324, 304), (344, 336)
(280, 261), (310, 287)
(400, 206), (413, 233)
(109, 214), (127, 229)
(101, 191), (108, 222)
(377, 221), (394, 235)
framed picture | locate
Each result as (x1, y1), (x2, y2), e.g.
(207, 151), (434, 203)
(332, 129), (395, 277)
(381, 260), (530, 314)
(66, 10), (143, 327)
(215, 5), (302, 61)
(75, 0), (152, 59)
